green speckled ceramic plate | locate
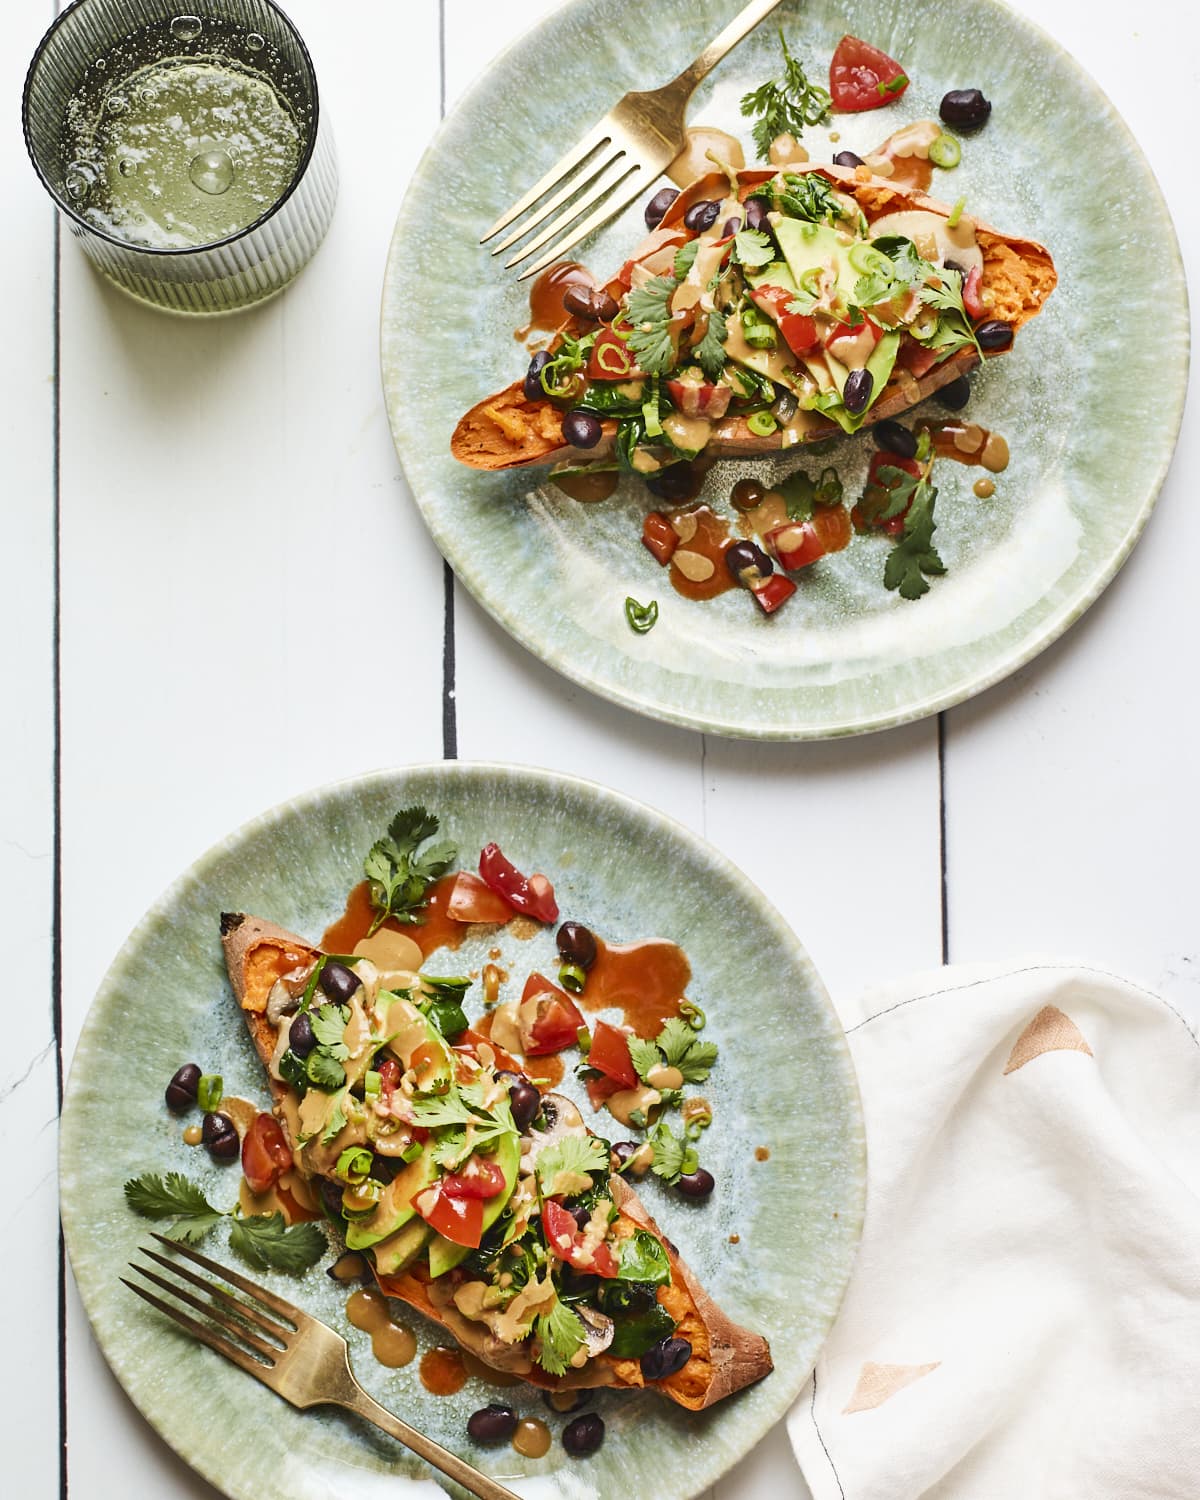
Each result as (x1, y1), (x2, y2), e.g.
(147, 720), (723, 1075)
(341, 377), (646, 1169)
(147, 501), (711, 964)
(61, 764), (864, 1500)
(382, 0), (1187, 739)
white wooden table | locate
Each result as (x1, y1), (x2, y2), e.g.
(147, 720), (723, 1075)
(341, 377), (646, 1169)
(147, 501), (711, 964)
(4, 1), (1196, 1494)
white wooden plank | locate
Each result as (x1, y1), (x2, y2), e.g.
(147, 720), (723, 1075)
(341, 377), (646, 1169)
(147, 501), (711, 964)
(944, 0), (1200, 1026)
(0, 6), (62, 1495)
(56, 3), (443, 1495)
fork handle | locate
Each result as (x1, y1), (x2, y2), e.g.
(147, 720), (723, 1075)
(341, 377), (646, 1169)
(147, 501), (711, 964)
(669, 0), (788, 95)
(337, 1386), (524, 1500)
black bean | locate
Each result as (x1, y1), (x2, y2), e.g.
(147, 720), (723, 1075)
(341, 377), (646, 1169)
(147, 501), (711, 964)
(165, 1063), (201, 1114)
(562, 410), (602, 450)
(644, 186), (680, 230)
(943, 259), (966, 278)
(872, 420), (918, 460)
(611, 1141), (639, 1169)
(939, 89), (992, 130)
(725, 540), (772, 586)
(563, 285), (619, 322)
(467, 1404), (518, 1444)
(842, 368), (873, 416)
(744, 196), (770, 232)
(833, 150), (864, 169)
(320, 961), (361, 1004)
(639, 1336), (693, 1380)
(771, 388), (799, 425)
(556, 920), (598, 969)
(562, 1413), (605, 1457)
(524, 350), (552, 403)
(645, 462), (698, 502)
(288, 1012), (316, 1058)
(507, 1080), (541, 1133)
(683, 199), (720, 233)
(938, 374), (971, 410)
(975, 320), (1014, 351)
(722, 216), (742, 238)
(677, 1168), (715, 1199)
(201, 1112), (239, 1161)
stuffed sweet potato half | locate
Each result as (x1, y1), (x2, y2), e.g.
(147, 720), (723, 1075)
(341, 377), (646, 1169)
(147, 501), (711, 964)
(452, 163), (1054, 477)
(220, 912), (771, 1411)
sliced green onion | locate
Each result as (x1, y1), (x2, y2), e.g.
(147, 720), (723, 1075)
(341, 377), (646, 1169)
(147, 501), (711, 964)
(916, 428), (933, 463)
(849, 243), (891, 275)
(679, 1000), (707, 1030)
(576, 1026), (592, 1055)
(197, 1074), (223, 1113)
(559, 961), (587, 995)
(336, 1146), (373, 1184)
(400, 1139), (425, 1164)
(625, 596), (659, 634)
(299, 955), (328, 1012)
(747, 410), (778, 436)
(814, 465), (844, 506)
(642, 376), (662, 439)
(363, 1070), (381, 1098)
(947, 196), (966, 229)
(929, 133), (961, 169)
(744, 324), (777, 350)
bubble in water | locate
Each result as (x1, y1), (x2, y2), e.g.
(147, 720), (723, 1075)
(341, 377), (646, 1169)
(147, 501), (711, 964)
(170, 15), (203, 41)
(139, 85), (158, 103)
(94, 57), (106, 71)
(245, 32), (265, 51)
(107, 93), (128, 115)
(64, 162), (95, 202)
(118, 158), (137, 177)
(188, 148), (234, 195)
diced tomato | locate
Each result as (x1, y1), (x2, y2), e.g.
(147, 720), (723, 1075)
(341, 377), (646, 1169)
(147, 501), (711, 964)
(869, 449), (921, 486)
(585, 1072), (623, 1111)
(766, 507), (854, 571)
(825, 315), (883, 364)
(413, 1183), (483, 1247)
(750, 284), (820, 357)
(377, 1058), (402, 1095)
(542, 1201), (619, 1278)
(665, 378), (732, 419)
(586, 327), (641, 381)
(478, 843), (559, 923)
(587, 1020), (638, 1089)
(642, 512), (679, 566)
(445, 871), (513, 925)
(897, 333), (942, 379)
(750, 573), (797, 614)
(521, 972), (584, 1055)
(442, 1154), (508, 1201)
(856, 449), (923, 535)
(454, 1026), (525, 1077)
(241, 1113), (292, 1195)
(829, 36), (910, 112)
(962, 265), (986, 320)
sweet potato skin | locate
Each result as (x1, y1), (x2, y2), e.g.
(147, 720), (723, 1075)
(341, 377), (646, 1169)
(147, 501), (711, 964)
(453, 165), (1054, 472)
(220, 915), (773, 1411)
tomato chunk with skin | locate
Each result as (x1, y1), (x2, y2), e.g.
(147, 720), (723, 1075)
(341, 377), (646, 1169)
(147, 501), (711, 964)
(242, 1112), (292, 1195)
(897, 333), (943, 379)
(963, 265), (986, 321)
(587, 328), (641, 381)
(750, 284), (820, 357)
(542, 1201), (619, 1278)
(442, 1154), (508, 1201)
(455, 1026), (525, 1077)
(587, 1020), (639, 1089)
(522, 972), (585, 1055)
(413, 1183), (484, 1247)
(664, 377), (732, 419)
(446, 871), (513, 924)
(478, 843), (559, 923)
(643, 512), (679, 565)
(830, 36), (909, 112)
(750, 573), (797, 614)
(766, 507), (853, 570)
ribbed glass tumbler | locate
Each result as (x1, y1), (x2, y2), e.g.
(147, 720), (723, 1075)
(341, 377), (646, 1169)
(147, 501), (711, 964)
(23, 0), (337, 314)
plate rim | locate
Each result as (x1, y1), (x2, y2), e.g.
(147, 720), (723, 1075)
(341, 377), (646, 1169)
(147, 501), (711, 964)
(379, 0), (1190, 741)
(60, 758), (867, 1500)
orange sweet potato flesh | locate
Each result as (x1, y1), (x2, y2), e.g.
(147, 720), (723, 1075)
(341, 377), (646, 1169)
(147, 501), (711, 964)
(452, 165), (1055, 472)
(220, 914), (773, 1411)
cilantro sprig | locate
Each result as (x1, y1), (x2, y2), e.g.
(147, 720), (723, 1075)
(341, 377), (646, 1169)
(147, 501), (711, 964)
(534, 1296), (587, 1376)
(740, 33), (831, 159)
(628, 1016), (718, 1087)
(875, 468), (946, 600)
(364, 807), (456, 935)
(626, 276), (678, 376)
(649, 1120), (700, 1186)
(124, 1172), (326, 1273)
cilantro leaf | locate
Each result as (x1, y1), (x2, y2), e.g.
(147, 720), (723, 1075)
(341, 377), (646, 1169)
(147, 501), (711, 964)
(228, 1212), (327, 1273)
(673, 240), (700, 279)
(534, 1297), (587, 1377)
(306, 1049), (346, 1093)
(627, 1036), (662, 1082)
(883, 476), (945, 600)
(692, 308), (728, 383)
(124, 1173), (225, 1243)
(732, 229), (775, 269)
(740, 32), (831, 159)
(364, 806), (457, 934)
(656, 1017), (718, 1083)
(321, 1091), (349, 1145)
(626, 276), (678, 376)
(536, 1135), (609, 1198)
(649, 1120), (699, 1186)
(769, 171), (844, 226)
(311, 1003), (350, 1059)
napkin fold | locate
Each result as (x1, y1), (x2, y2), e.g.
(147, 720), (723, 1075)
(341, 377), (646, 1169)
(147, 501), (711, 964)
(789, 962), (1200, 1500)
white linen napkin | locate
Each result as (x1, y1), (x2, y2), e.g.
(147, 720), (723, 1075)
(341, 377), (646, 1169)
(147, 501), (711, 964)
(789, 962), (1200, 1500)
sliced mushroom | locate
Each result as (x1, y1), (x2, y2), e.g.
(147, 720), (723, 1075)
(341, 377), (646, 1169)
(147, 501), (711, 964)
(521, 1092), (590, 1180)
(576, 1303), (615, 1358)
(266, 979), (300, 1026)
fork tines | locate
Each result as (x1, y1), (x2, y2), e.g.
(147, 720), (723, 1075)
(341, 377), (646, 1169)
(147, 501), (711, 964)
(123, 1234), (297, 1381)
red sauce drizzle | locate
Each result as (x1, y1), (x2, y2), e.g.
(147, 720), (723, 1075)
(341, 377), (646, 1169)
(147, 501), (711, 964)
(419, 1345), (468, 1396)
(321, 876), (465, 959)
(666, 505), (736, 601)
(583, 938), (692, 1038)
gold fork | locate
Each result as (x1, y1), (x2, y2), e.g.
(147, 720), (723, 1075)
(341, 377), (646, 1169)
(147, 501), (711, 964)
(124, 1235), (521, 1500)
(481, 0), (786, 280)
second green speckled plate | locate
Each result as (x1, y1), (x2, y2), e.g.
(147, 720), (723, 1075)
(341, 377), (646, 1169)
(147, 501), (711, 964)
(60, 763), (864, 1500)
(381, 0), (1187, 739)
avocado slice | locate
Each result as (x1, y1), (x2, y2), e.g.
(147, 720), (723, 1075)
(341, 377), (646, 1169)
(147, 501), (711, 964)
(424, 1131), (524, 1279)
(772, 220), (859, 309)
(821, 332), (901, 432)
(380, 993), (455, 1097)
(371, 1218), (431, 1278)
(345, 1144), (439, 1250)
